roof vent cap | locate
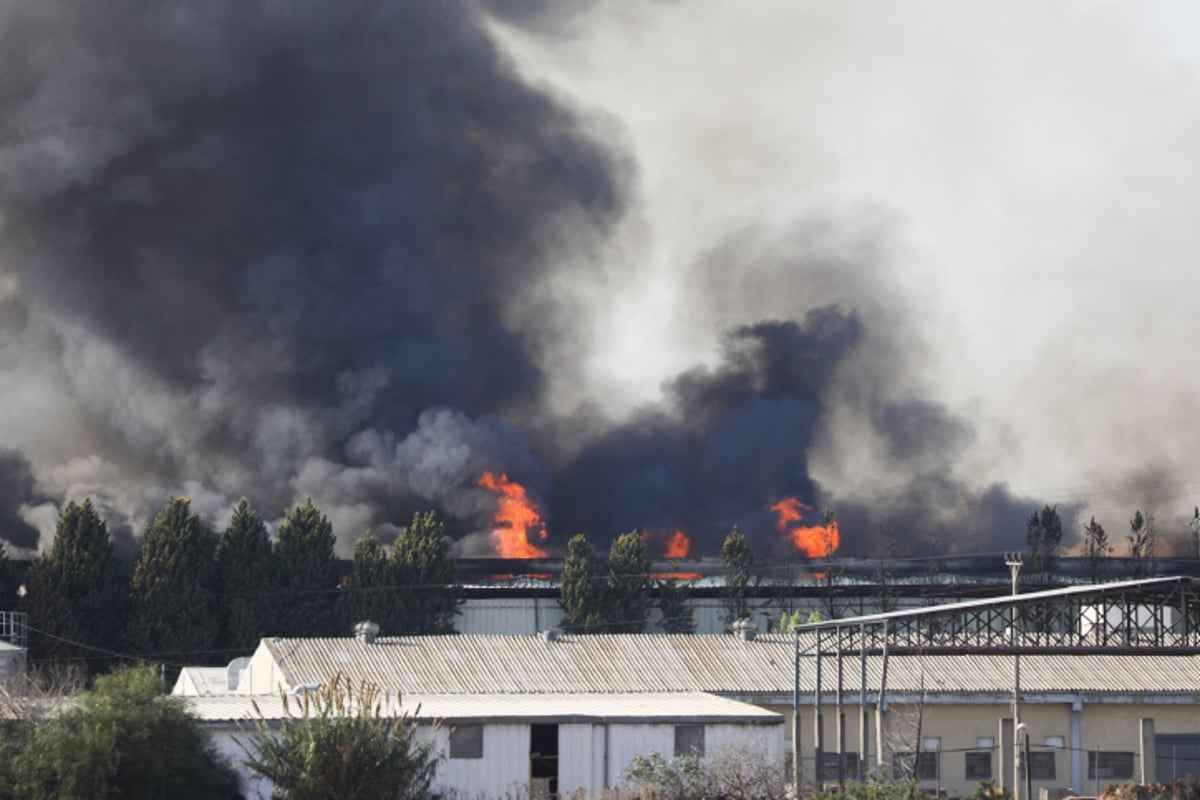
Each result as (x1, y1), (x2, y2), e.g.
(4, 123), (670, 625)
(539, 628), (560, 643)
(354, 620), (380, 644)
(732, 617), (758, 641)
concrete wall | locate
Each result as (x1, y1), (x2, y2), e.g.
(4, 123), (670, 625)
(768, 695), (1200, 798)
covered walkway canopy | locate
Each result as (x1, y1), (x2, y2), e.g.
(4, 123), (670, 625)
(797, 576), (1200, 656)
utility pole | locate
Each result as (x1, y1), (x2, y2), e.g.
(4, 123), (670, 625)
(1006, 552), (1024, 800)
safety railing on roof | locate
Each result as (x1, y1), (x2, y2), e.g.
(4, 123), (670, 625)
(0, 611), (27, 650)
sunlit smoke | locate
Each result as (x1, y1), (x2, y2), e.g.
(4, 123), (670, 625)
(770, 497), (839, 558)
(477, 472), (548, 558)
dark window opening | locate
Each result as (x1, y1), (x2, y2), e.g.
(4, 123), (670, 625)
(895, 752), (938, 781)
(818, 752), (861, 781)
(449, 725), (483, 759)
(1028, 751), (1056, 781)
(1089, 751), (1135, 781)
(965, 751), (992, 780)
(674, 725), (705, 758)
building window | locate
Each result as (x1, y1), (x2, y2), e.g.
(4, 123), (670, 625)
(1028, 751), (1056, 780)
(1089, 751), (1135, 781)
(1045, 736), (1065, 751)
(895, 752), (939, 781)
(818, 752), (860, 781)
(675, 725), (705, 758)
(449, 724), (483, 759)
(965, 751), (993, 780)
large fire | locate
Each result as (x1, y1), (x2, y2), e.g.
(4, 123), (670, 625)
(477, 472), (548, 558)
(769, 497), (839, 558)
(645, 528), (702, 581)
(664, 529), (690, 559)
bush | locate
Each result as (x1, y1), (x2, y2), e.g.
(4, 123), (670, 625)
(241, 673), (439, 800)
(1, 665), (240, 799)
(622, 742), (789, 800)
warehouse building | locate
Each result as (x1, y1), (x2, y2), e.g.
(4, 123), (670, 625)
(177, 577), (1200, 798)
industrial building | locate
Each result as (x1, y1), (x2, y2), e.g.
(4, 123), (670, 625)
(176, 576), (1200, 799)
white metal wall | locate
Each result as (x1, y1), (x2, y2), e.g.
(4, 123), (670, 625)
(211, 718), (783, 799)
(429, 722), (531, 798)
(210, 728), (276, 800)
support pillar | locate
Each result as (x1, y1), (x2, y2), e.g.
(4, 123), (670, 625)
(1070, 698), (1082, 792)
(1141, 717), (1156, 785)
(999, 718), (1014, 795)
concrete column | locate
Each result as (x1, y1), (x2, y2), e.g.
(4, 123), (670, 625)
(875, 704), (890, 774)
(792, 709), (802, 790)
(1140, 717), (1156, 785)
(999, 718), (1014, 794)
(1070, 698), (1082, 792)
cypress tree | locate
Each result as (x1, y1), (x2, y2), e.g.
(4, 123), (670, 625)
(392, 512), (459, 635)
(274, 499), (338, 637)
(560, 533), (606, 633)
(25, 498), (131, 670)
(132, 497), (219, 660)
(1026, 504), (1063, 582)
(338, 532), (405, 635)
(0, 541), (17, 611)
(608, 530), (650, 633)
(215, 499), (276, 654)
(721, 525), (755, 627)
(657, 577), (695, 634)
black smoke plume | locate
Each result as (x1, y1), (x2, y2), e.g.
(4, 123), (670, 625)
(0, 1), (1044, 558)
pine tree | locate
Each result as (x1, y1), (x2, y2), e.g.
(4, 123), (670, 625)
(24, 499), (130, 670)
(1128, 510), (1155, 579)
(1082, 516), (1110, 583)
(275, 499), (339, 637)
(1025, 504), (1062, 582)
(657, 577), (695, 634)
(215, 499), (277, 654)
(339, 532), (405, 635)
(0, 541), (18, 611)
(721, 525), (755, 627)
(608, 530), (650, 633)
(560, 533), (606, 633)
(392, 512), (459, 635)
(132, 497), (220, 660)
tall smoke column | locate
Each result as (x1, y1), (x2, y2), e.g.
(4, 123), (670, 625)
(0, 2), (1065, 558)
(0, 2), (626, 550)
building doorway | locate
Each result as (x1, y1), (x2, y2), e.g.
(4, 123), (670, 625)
(530, 723), (559, 798)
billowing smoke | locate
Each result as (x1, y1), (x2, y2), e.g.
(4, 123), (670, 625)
(0, 1), (1113, 559)
(0, 1), (624, 553)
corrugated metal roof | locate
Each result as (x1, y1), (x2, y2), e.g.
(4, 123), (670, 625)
(261, 633), (1200, 697)
(186, 691), (782, 725)
(174, 666), (230, 696)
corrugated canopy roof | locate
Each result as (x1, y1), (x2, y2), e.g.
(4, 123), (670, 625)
(186, 690), (783, 725)
(260, 632), (1200, 697)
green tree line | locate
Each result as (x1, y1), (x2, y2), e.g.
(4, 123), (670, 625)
(13, 497), (461, 673)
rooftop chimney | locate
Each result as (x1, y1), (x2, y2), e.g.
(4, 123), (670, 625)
(732, 618), (757, 641)
(354, 620), (380, 644)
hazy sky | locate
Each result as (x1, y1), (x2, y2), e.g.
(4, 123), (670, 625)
(3, 1), (1199, 558)
(494, 1), (1200, 538)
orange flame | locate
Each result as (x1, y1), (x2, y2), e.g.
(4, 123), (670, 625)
(478, 472), (548, 558)
(644, 528), (701, 580)
(664, 529), (690, 559)
(769, 497), (839, 558)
